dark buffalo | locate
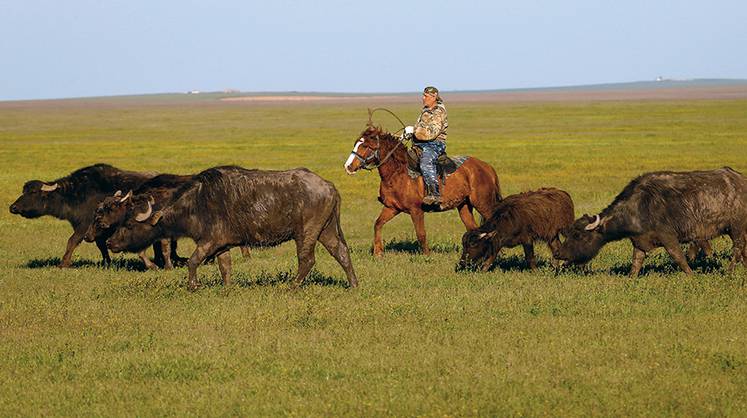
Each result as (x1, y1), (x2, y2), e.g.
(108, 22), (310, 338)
(9, 164), (156, 267)
(84, 173), (193, 269)
(107, 166), (358, 290)
(553, 167), (747, 276)
(458, 188), (575, 271)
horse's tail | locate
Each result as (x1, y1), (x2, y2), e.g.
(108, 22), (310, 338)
(493, 172), (503, 202)
(480, 172), (502, 227)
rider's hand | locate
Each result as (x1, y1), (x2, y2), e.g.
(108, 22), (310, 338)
(404, 126), (414, 135)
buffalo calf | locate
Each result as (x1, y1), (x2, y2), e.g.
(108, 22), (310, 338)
(458, 188), (575, 271)
(84, 173), (192, 269)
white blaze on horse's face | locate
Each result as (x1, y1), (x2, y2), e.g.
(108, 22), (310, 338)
(344, 138), (364, 175)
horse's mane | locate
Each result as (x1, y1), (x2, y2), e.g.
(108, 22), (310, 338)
(363, 125), (408, 165)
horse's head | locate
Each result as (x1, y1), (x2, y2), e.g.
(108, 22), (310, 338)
(344, 125), (386, 175)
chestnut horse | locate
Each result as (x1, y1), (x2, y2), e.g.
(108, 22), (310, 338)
(344, 126), (502, 256)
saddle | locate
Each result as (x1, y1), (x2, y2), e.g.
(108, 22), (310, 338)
(406, 146), (470, 181)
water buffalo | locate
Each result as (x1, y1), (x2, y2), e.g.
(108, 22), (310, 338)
(458, 188), (575, 271)
(553, 167), (747, 276)
(107, 166), (358, 290)
(84, 173), (193, 269)
(9, 164), (156, 267)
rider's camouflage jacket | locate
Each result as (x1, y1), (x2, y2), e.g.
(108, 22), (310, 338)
(414, 103), (448, 142)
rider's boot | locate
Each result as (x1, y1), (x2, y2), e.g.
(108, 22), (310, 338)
(422, 182), (441, 206)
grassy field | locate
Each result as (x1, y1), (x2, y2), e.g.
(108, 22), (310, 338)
(1, 95), (746, 416)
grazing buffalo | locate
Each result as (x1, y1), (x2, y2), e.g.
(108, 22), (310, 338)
(107, 166), (358, 290)
(553, 167), (747, 276)
(9, 164), (156, 267)
(458, 188), (575, 271)
(84, 173), (193, 269)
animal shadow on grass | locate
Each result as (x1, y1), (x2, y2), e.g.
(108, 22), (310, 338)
(609, 250), (728, 276)
(198, 269), (351, 289)
(382, 239), (460, 254)
(486, 254), (555, 272)
(24, 257), (148, 272)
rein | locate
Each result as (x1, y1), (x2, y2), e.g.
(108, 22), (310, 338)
(355, 107), (407, 170)
(352, 133), (404, 171)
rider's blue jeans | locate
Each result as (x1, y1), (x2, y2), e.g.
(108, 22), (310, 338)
(415, 140), (446, 196)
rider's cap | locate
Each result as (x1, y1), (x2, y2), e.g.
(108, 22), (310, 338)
(423, 86), (439, 96)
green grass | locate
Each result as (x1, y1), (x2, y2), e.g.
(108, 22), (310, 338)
(1, 97), (746, 416)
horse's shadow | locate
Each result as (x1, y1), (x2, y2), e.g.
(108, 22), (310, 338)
(608, 250), (728, 276)
(24, 257), (148, 272)
(382, 239), (460, 255)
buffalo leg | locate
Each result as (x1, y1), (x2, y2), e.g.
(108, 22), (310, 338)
(700, 240), (713, 258)
(687, 240), (713, 262)
(187, 241), (218, 291)
(547, 236), (561, 268)
(159, 239), (174, 270)
(60, 230), (85, 268)
(170, 239), (188, 266)
(457, 203), (479, 231)
(95, 237), (111, 267)
(481, 250), (498, 272)
(153, 241), (165, 268)
(523, 243), (537, 270)
(138, 250), (158, 270)
(373, 206), (400, 257)
(686, 243), (698, 262)
(240, 247), (252, 259)
(410, 208), (430, 255)
(662, 241), (693, 275)
(630, 246), (646, 277)
(291, 237), (318, 289)
(727, 232), (745, 271)
(318, 216), (358, 288)
(216, 251), (232, 286)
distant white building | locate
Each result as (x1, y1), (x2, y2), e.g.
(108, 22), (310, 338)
(187, 90), (201, 94)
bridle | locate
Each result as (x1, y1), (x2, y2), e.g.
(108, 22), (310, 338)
(352, 132), (404, 171)
(350, 108), (406, 171)
(350, 137), (381, 170)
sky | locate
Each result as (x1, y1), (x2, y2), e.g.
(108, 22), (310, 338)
(1, 0), (745, 100)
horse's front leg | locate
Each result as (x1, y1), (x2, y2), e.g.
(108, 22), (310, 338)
(373, 206), (400, 257)
(409, 208), (430, 255)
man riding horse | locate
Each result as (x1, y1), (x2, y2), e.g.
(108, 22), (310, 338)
(404, 86), (448, 205)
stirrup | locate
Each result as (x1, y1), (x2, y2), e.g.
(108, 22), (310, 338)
(422, 194), (441, 205)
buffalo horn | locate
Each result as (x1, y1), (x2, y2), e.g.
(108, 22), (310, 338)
(135, 201), (153, 222)
(119, 190), (133, 203)
(585, 214), (601, 231)
(40, 183), (58, 192)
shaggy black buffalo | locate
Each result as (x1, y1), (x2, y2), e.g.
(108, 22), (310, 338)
(458, 188), (575, 271)
(107, 166), (358, 290)
(84, 173), (193, 269)
(9, 164), (156, 267)
(553, 167), (747, 276)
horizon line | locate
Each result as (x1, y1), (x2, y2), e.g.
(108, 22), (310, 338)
(3, 78), (747, 103)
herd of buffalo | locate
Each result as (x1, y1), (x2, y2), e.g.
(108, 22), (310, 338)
(8, 157), (747, 289)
